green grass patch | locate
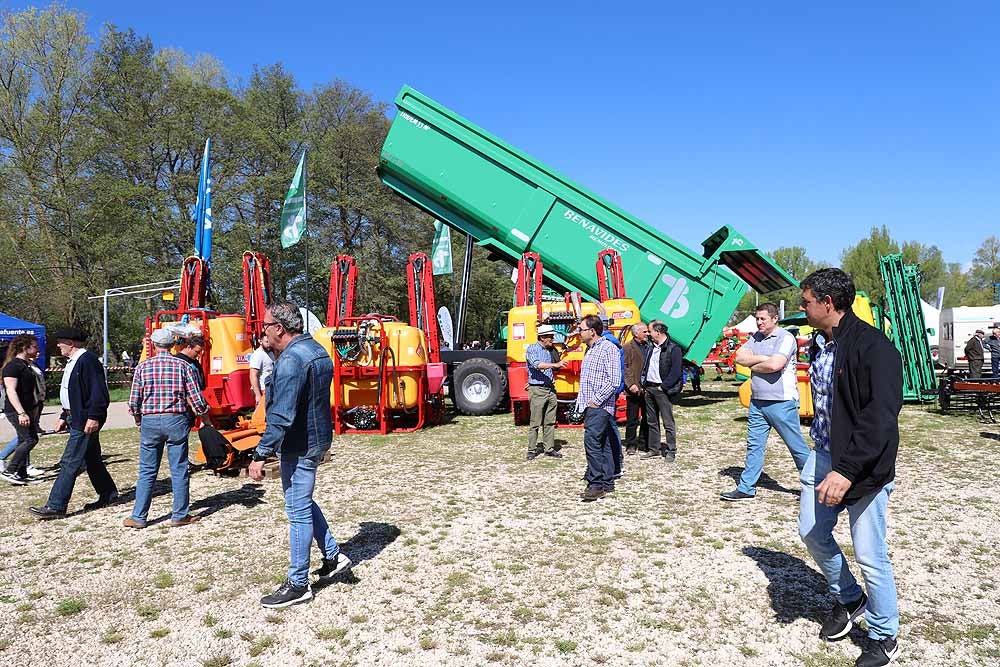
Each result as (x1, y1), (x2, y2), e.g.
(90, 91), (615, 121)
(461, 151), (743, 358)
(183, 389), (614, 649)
(55, 598), (87, 616)
(555, 639), (578, 654)
(152, 570), (175, 589)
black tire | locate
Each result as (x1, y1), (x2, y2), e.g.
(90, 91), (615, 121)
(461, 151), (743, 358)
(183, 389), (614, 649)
(452, 357), (507, 416)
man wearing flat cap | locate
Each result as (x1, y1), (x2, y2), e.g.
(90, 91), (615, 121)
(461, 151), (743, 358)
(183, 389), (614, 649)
(524, 324), (566, 460)
(964, 329), (986, 378)
(124, 327), (209, 528)
(29, 327), (120, 519)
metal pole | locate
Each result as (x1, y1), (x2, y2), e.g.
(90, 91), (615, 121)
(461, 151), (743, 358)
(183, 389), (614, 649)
(103, 289), (110, 368)
(455, 233), (474, 346)
(303, 149), (310, 331)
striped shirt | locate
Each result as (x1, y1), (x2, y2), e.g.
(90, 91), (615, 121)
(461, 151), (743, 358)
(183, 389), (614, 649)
(809, 333), (836, 452)
(129, 351), (209, 417)
(575, 336), (623, 416)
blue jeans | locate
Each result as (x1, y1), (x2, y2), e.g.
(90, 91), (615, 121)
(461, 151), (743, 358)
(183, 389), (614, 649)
(281, 453), (338, 587)
(46, 427), (118, 512)
(583, 408), (616, 491)
(131, 414), (192, 522)
(799, 449), (899, 640)
(1, 436), (17, 459)
(737, 399), (811, 495)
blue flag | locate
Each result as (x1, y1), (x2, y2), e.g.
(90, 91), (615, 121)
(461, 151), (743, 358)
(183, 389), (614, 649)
(193, 138), (213, 263)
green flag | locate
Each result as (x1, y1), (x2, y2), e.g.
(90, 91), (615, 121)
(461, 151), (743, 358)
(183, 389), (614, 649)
(431, 220), (453, 275)
(281, 152), (306, 248)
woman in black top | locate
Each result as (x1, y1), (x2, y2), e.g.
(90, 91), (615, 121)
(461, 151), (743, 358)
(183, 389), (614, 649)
(2, 334), (44, 485)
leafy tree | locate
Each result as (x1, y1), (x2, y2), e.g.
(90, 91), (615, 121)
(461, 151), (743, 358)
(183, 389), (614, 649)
(840, 225), (900, 304)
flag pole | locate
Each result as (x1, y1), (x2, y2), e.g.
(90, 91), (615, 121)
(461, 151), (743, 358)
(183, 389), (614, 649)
(303, 149), (310, 332)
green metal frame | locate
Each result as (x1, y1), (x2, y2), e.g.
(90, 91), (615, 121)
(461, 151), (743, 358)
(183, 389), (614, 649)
(879, 254), (937, 402)
(378, 86), (795, 363)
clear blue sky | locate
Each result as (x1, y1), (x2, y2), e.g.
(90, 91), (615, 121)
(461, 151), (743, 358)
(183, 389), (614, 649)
(9, 1), (998, 268)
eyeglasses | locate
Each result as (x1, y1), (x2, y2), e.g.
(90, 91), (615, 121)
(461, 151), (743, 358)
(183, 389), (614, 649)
(261, 321), (281, 330)
(578, 327), (591, 332)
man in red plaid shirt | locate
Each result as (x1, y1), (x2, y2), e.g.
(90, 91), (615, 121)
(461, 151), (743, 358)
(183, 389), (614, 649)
(124, 327), (209, 528)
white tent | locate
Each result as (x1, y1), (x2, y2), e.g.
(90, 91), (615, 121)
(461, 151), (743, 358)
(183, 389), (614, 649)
(731, 315), (757, 334)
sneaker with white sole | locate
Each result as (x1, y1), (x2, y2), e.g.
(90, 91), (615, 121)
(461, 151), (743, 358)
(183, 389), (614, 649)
(25, 465), (44, 477)
(856, 636), (900, 667)
(313, 552), (353, 581)
(820, 591), (868, 641)
(1, 471), (28, 486)
(260, 580), (313, 609)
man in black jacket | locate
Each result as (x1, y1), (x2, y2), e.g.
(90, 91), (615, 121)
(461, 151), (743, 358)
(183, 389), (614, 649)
(798, 269), (902, 667)
(640, 322), (683, 462)
(29, 327), (119, 519)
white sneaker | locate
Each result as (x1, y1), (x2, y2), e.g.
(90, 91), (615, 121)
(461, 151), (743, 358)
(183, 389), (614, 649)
(26, 465), (44, 477)
(0, 459), (5, 473)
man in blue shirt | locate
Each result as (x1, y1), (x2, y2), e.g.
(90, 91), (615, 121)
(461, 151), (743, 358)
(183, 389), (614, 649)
(249, 302), (353, 608)
(524, 324), (566, 460)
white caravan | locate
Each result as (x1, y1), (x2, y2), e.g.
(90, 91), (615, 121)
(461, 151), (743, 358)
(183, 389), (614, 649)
(939, 306), (1000, 370)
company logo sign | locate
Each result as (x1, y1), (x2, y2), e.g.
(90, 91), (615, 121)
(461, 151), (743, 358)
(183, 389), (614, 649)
(562, 209), (631, 253)
(659, 273), (690, 319)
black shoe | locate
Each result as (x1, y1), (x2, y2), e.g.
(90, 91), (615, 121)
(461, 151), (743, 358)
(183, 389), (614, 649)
(625, 447), (637, 456)
(28, 505), (66, 520)
(260, 580), (313, 609)
(1, 471), (28, 486)
(83, 494), (120, 511)
(820, 592), (868, 641)
(720, 490), (755, 502)
(639, 451), (662, 460)
(544, 449), (563, 458)
(855, 636), (899, 667)
(581, 486), (606, 502)
(526, 450), (543, 461)
(313, 552), (353, 581)
(663, 451), (676, 463)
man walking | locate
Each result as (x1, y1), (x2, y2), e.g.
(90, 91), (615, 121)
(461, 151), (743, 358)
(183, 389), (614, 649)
(964, 329), (985, 378)
(623, 322), (650, 455)
(29, 328), (119, 518)
(524, 324), (566, 460)
(798, 268), (902, 667)
(641, 322), (682, 462)
(124, 327), (209, 529)
(249, 302), (352, 608)
(574, 314), (622, 502)
(721, 303), (810, 501)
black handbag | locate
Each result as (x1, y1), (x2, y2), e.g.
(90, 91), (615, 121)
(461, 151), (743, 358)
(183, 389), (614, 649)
(198, 425), (230, 469)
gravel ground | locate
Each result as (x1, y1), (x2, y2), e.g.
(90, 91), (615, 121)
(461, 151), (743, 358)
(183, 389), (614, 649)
(0, 381), (997, 666)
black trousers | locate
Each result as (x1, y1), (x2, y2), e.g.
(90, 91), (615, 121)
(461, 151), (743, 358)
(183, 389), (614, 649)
(4, 406), (40, 476)
(624, 392), (648, 450)
(644, 386), (677, 454)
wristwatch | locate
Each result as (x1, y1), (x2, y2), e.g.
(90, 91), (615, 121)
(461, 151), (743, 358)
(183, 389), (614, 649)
(251, 450), (269, 462)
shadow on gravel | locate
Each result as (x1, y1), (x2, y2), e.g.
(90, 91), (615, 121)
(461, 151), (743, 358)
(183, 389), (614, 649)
(189, 483), (265, 519)
(316, 521), (401, 590)
(744, 546), (868, 649)
(979, 431), (1000, 441)
(719, 466), (799, 496)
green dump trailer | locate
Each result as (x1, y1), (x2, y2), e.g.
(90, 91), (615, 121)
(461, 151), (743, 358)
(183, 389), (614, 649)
(377, 86), (795, 414)
(378, 86), (794, 364)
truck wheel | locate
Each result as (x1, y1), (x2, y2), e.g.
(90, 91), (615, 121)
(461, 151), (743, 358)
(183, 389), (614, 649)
(453, 357), (507, 415)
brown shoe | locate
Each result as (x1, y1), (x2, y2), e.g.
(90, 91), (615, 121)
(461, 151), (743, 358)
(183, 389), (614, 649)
(581, 486), (606, 502)
(122, 517), (147, 529)
(169, 515), (201, 527)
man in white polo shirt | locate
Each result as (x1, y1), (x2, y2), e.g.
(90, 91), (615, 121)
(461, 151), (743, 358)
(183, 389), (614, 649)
(721, 302), (810, 501)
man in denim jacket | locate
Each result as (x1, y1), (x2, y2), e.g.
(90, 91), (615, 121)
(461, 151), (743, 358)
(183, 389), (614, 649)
(249, 302), (352, 608)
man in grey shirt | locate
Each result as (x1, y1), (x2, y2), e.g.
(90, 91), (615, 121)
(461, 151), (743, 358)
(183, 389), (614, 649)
(721, 302), (810, 501)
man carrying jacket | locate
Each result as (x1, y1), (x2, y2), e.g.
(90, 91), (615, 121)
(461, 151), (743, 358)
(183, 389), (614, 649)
(623, 322), (650, 455)
(29, 327), (119, 519)
(249, 302), (352, 608)
(798, 268), (902, 667)
(640, 322), (682, 462)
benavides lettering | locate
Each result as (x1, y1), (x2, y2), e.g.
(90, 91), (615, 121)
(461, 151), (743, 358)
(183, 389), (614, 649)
(562, 209), (631, 253)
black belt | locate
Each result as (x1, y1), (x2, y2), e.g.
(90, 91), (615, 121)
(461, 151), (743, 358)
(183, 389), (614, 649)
(529, 384), (555, 390)
(643, 382), (661, 388)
